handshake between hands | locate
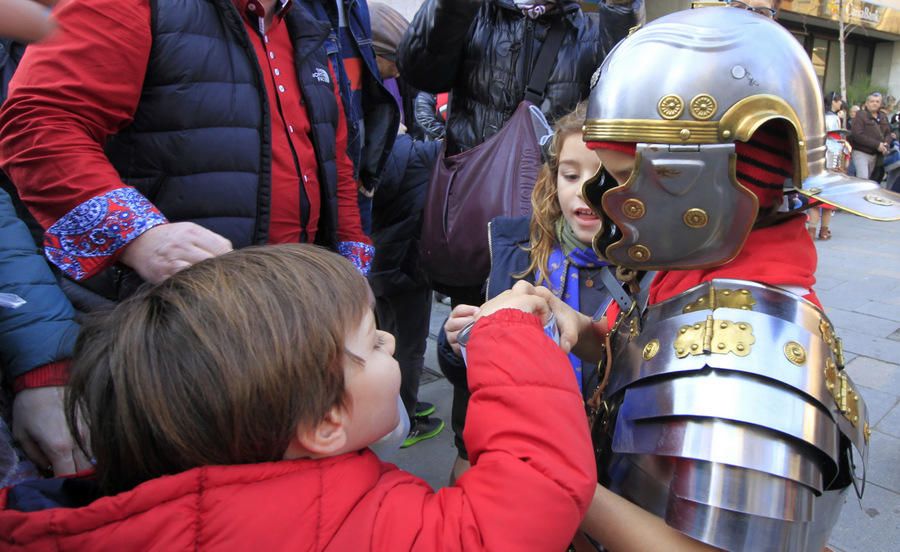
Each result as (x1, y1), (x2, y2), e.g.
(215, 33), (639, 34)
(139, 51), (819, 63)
(445, 280), (607, 363)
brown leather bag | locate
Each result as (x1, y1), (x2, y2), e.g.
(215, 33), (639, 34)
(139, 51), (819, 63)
(419, 20), (564, 287)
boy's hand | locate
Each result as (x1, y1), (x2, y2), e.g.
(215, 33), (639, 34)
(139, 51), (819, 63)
(445, 304), (480, 357)
(476, 280), (552, 323)
(528, 285), (608, 362)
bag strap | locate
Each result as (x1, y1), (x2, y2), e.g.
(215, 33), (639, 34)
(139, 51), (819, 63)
(524, 18), (566, 105)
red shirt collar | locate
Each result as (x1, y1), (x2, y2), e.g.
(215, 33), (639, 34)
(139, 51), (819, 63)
(233, 0), (293, 23)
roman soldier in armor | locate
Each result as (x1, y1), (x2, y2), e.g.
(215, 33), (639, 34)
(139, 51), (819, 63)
(545, 6), (900, 551)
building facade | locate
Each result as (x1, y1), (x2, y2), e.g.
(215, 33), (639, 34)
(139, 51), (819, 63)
(638, 0), (900, 105)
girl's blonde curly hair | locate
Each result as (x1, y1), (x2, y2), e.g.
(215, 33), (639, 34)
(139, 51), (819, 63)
(520, 102), (590, 286)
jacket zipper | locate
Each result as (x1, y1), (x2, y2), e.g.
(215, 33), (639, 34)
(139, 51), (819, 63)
(486, 220), (495, 299)
(522, 18), (534, 98)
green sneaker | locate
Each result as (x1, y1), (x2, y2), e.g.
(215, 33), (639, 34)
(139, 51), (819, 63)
(401, 417), (445, 448)
(415, 401), (436, 418)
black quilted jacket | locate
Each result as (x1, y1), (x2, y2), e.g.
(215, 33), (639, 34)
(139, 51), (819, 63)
(398, 0), (640, 155)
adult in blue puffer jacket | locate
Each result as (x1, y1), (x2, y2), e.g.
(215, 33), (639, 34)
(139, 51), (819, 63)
(0, 0), (375, 308)
(0, 188), (87, 485)
(302, 0), (401, 234)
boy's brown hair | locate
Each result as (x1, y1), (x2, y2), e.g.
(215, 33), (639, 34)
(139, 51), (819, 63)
(66, 245), (370, 495)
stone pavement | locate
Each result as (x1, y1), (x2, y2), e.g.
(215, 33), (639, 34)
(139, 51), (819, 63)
(393, 211), (900, 551)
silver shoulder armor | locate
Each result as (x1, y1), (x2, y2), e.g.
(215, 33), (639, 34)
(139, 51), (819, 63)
(594, 279), (869, 552)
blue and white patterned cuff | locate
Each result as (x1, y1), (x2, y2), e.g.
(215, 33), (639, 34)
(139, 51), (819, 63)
(337, 241), (375, 275)
(44, 187), (168, 280)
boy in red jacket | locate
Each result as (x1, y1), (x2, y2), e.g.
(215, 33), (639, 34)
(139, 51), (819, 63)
(0, 244), (595, 551)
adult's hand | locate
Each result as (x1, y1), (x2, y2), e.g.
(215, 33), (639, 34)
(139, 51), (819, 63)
(0, 0), (56, 43)
(445, 304), (480, 357)
(12, 386), (91, 476)
(120, 222), (233, 284)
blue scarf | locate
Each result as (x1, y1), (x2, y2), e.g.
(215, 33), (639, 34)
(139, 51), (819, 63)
(536, 242), (607, 389)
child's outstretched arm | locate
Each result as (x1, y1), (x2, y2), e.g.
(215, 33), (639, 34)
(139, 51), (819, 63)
(411, 288), (596, 550)
(580, 484), (722, 552)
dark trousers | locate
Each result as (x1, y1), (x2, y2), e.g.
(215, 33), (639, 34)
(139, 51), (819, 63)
(440, 283), (485, 459)
(375, 286), (433, 420)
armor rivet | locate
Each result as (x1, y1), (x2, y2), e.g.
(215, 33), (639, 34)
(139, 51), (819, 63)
(677, 348), (685, 355)
(642, 339), (660, 360)
(683, 208), (709, 228)
(689, 94), (717, 121)
(738, 323), (747, 330)
(853, 415), (859, 423)
(719, 322), (728, 329)
(798, 140), (804, 147)
(722, 130), (732, 139)
(622, 199), (646, 219)
(784, 341), (807, 366)
(736, 343), (745, 351)
(693, 324), (701, 330)
(865, 422), (872, 444)
(679, 128), (691, 140)
(741, 306), (749, 310)
(723, 290), (731, 296)
(731, 65), (746, 79)
(657, 94), (685, 120)
(717, 342), (726, 350)
(680, 328), (687, 334)
(691, 344), (699, 350)
(740, 290), (749, 295)
(628, 245), (651, 262)
(864, 193), (895, 206)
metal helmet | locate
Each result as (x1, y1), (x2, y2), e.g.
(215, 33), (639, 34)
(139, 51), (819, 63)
(583, 6), (900, 270)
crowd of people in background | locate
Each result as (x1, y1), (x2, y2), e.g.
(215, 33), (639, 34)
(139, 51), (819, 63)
(0, 0), (893, 550)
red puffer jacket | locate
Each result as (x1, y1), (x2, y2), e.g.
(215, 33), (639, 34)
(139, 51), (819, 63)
(0, 310), (596, 551)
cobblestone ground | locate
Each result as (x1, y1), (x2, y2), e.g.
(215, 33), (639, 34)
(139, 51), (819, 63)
(394, 211), (900, 551)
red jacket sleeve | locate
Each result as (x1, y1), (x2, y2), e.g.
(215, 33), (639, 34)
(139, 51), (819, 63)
(0, 0), (165, 280)
(375, 309), (597, 551)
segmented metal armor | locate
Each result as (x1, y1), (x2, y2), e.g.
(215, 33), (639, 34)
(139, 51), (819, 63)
(591, 279), (868, 551)
(581, 6), (899, 551)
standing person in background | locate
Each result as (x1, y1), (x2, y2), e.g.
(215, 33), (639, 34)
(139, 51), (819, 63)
(0, 0), (373, 309)
(1, 188), (89, 485)
(414, 91), (449, 141)
(367, 2), (444, 447)
(369, 2), (423, 140)
(850, 92), (892, 180)
(0, 0), (87, 486)
(398, 0), (642, 308)
(303, 0), (400, 235)
(812, 91), (845, 240)
(399, 0), (641, 482)
(848, 103), (860, 127)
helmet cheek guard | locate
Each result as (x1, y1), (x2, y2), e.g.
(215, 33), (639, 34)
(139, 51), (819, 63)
(601, 143), (758, 270)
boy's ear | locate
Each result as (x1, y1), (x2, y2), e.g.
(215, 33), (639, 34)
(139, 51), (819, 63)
(295, 406), (348, 457)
